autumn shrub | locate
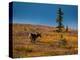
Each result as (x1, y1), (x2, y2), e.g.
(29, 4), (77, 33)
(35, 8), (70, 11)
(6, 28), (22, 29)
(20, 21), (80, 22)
(15, 46), (33, 52)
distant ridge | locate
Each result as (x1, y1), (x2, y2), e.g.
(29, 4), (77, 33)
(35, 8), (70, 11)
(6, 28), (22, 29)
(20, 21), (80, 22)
(13, 23), (77, 33)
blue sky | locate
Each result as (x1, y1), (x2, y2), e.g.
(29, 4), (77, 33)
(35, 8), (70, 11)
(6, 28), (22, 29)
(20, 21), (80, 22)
(12, 2), (78, 30)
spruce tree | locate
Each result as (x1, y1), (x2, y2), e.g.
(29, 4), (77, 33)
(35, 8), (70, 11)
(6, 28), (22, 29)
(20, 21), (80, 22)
(56, 8), (64, 32)
(56, 8), (67, 47)
(66, 26), (68, 32)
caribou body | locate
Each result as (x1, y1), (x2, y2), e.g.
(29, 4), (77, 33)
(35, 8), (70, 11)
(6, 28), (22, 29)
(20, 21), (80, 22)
(28, 32), (41, 43)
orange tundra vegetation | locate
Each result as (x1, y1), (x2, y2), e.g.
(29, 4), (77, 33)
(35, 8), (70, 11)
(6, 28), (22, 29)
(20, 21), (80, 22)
(12, 24), (78, 58)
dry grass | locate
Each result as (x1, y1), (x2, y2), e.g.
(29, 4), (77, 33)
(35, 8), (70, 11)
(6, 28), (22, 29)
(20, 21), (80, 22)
(12, 24), (78, 58)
